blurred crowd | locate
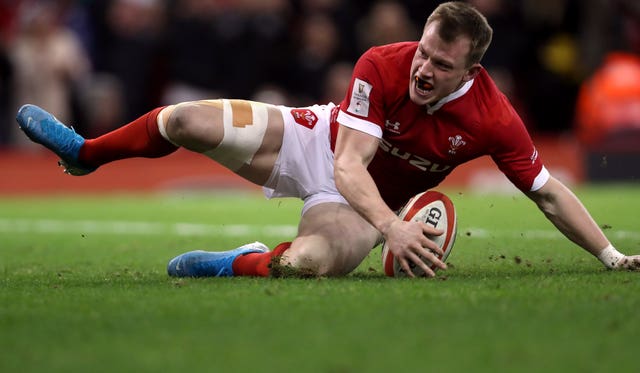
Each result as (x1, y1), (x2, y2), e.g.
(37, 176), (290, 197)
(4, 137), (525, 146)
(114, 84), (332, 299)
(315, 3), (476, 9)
(0, 0), (638, 149)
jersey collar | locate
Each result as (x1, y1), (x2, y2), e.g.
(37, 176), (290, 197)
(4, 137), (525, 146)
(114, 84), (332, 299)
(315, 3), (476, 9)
(426, 78), (474, 115)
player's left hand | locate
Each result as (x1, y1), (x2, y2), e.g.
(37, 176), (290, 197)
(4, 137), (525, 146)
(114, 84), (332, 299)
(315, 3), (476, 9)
(614, 255), (640, 270)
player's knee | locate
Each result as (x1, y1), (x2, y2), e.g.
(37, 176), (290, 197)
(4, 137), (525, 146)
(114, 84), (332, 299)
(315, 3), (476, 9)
(299, 245), (330, 275)
(165, 103), (196, 142)
(280, 245), (328, 277)
(279, 241), (349, 277)
(165, 103), (221, 151)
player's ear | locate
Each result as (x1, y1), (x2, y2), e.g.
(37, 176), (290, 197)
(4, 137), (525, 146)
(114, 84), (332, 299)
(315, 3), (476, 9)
(462, 63), (482, 82)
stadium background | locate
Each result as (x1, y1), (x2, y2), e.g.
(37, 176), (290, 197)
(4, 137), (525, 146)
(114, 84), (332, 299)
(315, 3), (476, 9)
(0, 0), (638, 194)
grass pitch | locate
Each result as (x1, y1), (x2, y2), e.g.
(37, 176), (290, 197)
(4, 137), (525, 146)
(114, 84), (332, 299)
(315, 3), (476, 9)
(1, 185), (639, 373)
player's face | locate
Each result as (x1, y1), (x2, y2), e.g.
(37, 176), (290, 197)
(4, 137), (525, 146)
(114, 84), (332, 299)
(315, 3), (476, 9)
(409, 21), (481, 107)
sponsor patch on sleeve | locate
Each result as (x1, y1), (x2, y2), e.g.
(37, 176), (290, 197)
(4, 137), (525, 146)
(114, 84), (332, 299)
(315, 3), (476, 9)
(347, 78), (372, 117)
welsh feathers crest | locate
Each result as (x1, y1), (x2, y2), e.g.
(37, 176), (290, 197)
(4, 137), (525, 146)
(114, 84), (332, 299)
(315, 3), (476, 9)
(448, 135), (466, 155)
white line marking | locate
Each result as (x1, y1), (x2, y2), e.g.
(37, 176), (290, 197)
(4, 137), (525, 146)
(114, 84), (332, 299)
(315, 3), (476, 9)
(0, 218), (638, 241)
(0, 218), (298, 237)
(457, 227), (640, 240)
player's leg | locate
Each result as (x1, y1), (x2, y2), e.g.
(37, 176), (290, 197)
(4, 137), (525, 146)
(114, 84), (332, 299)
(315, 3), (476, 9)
(280, 202), (381, 276)
(16, 104), (178, 175)
(169, 202), (381, 278)
(166, 103), (380, 278)
(16, 99), (284, 185)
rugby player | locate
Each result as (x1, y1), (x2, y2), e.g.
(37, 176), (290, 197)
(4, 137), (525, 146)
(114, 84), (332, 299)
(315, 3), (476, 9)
(16, 2), (640, 277)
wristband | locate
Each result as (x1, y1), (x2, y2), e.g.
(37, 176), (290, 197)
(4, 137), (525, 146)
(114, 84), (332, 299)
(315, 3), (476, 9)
(597, 244), (625, 269)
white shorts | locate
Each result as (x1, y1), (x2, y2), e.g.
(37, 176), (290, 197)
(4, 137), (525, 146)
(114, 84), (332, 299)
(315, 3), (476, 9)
(262, 103), (348, 215)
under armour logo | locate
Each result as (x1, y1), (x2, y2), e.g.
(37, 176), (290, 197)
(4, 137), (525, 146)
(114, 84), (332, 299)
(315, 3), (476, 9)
(385, 120), (401, 134)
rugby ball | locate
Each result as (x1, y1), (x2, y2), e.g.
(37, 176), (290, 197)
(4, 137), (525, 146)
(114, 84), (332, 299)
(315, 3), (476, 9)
(381, 191), (457, 277)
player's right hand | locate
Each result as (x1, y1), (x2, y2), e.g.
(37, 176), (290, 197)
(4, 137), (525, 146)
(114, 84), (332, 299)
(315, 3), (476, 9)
(383, 219), (446, 278)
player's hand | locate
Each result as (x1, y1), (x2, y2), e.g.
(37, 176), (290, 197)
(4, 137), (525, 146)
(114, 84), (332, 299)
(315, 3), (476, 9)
(614, 255), (640, 270)
(383, 219), (446, 278)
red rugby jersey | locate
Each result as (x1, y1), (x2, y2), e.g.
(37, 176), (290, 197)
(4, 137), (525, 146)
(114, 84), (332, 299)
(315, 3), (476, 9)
(336, 42), (547, 210)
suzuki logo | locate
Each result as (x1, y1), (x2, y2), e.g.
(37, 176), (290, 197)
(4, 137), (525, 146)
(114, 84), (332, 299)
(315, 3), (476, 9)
(379, 139), (451, 172)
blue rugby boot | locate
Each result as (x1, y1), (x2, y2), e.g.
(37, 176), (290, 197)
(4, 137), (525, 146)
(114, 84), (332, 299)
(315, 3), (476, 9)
(167, 242), (269, 277)
(16, 104), (96, 175)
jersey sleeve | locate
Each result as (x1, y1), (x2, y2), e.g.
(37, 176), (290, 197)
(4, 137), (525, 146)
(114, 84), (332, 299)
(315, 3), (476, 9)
(337, 50), (386, 138)
(489, 96), (549, 192)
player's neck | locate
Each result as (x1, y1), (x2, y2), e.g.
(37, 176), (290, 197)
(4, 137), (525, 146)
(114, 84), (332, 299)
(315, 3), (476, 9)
(425, 79), (474, 114)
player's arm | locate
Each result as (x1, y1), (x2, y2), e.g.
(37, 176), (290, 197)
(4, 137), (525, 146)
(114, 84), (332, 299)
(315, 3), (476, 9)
(334, 125), (446, 277)
(526, 176), (640, 270)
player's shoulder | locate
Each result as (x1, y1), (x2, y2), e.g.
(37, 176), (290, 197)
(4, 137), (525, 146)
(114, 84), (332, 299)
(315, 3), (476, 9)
(472, 69), (503, 101)
(364, 41), (418, 59)
(357, 42), (416, 92)
(361, 42), (417, 71)
(468, 69), (521, 127)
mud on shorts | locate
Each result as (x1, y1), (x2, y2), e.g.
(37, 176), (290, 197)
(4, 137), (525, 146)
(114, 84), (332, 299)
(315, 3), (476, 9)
(262, 103), (348, 215)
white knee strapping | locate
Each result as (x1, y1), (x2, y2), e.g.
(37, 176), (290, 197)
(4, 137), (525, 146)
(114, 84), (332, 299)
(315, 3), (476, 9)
(203, 99), (269, 171)
(156, 108), (179, 146)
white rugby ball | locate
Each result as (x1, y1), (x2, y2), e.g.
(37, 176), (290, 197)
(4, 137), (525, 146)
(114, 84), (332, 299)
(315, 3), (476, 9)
(381, 190), (457, 277)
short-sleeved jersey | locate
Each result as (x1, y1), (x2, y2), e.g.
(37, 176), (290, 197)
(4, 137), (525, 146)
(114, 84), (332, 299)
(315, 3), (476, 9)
(335, 42), (548, 210)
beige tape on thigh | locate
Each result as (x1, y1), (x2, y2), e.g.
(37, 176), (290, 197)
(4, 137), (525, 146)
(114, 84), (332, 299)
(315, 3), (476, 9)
(203, 99), (269, 171)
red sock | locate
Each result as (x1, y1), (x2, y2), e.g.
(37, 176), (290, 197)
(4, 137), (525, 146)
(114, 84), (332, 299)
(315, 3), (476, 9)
(79, 107), (178, 167)
(232, 242), (292, 277)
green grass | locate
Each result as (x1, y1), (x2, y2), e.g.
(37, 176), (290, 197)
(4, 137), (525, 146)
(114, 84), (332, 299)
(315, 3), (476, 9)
(1, 185), (639, 373)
